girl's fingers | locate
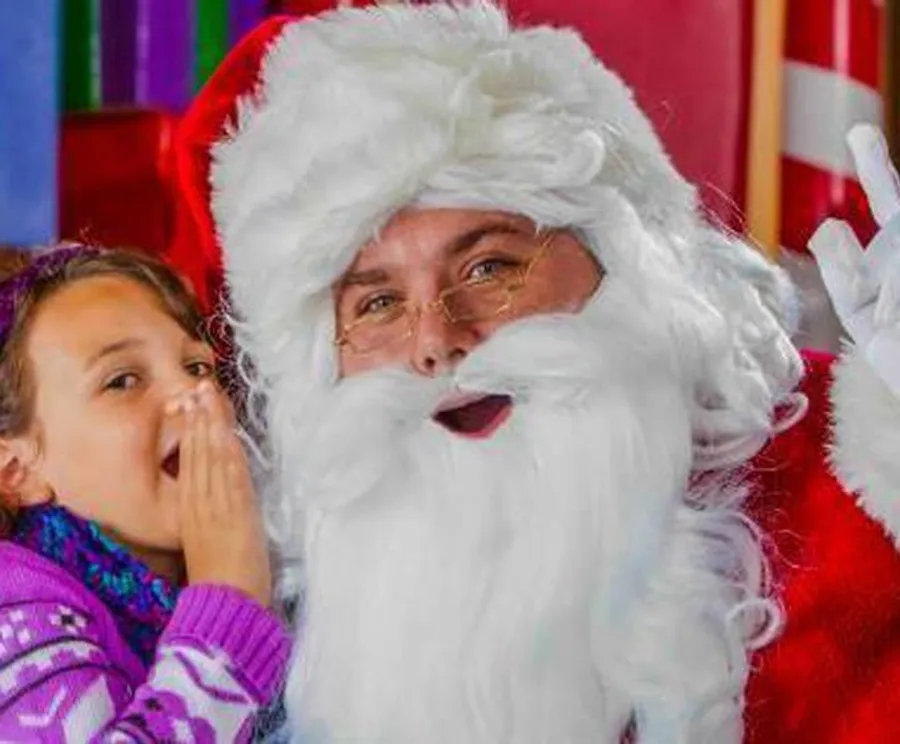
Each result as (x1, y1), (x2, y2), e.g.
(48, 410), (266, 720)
(205, 394), (233, 514)
(189, 391), (212, 521)
(180, 381), (255, 528)
(175, 397), (198, 525)
(225, 434), (254, 510)
(199, 382), (246, 513)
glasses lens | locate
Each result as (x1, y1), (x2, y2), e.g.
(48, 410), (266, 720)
(444, 279), (516, 322)
(344, 310), (412, 354)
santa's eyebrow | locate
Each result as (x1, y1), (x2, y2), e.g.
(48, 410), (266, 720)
(443, 222), (528, 257)
(340, 268), (392, 288)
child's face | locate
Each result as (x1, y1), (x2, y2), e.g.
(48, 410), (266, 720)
(22, 275), (216, 566)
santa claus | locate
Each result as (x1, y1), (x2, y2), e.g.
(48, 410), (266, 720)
(170, 2), (900, 742)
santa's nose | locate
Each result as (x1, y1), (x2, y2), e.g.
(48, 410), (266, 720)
(409, 307), (478, 377)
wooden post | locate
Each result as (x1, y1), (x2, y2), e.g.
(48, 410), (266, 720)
(745, 0), (787, 257)
(886, 0), (900, 159)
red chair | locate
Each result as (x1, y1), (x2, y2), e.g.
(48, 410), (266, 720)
(60, 110), (179, 257)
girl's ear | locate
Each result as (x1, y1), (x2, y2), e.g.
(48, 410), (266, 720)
(0, 436), (43, 506)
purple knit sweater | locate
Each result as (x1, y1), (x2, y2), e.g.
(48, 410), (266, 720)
(0, 540), (291, 741)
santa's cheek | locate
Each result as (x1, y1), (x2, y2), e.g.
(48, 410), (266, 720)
(339, 345), (379, 377)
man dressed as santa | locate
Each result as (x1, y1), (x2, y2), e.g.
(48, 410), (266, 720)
(171, 2), (900, 742)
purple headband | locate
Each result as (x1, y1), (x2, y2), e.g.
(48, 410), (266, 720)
(0, 245), (102, 352)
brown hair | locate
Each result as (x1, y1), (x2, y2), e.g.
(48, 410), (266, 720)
(0, 247), (209, 538)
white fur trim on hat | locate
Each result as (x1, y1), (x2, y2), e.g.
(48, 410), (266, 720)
(210, 0), (696, 333)
(830, 347), (900, 548)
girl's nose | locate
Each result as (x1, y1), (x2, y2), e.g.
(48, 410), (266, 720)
(164, 376), (207, 417)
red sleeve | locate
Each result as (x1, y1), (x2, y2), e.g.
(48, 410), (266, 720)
(744, 352), (900, 743)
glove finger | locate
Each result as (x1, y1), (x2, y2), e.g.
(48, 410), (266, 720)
(859, 212), (900, 287)
(874, 250), (900, 326)
(808, 218), (864, 309)
(808, 218), (877, 343)
(865, 331), (900, 398)
(847, 124), (900, 227)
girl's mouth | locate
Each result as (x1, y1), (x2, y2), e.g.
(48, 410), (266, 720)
(432, 394), (513, 439)
(161, 445), (180, 479)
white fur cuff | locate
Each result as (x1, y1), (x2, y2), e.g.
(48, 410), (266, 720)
(830, 347), (900, 548)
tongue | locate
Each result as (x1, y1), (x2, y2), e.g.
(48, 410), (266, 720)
(434, 394), (513, 438)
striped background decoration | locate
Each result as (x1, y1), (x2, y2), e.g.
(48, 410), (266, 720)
(777, 0), (885, 351)
(780, 0), (884, 256)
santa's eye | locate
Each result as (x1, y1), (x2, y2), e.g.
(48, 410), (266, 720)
(358, 293), (403, 319)
(466, 257), (518, 283)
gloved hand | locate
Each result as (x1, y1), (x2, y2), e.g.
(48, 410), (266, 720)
(808, 124), (900, 398)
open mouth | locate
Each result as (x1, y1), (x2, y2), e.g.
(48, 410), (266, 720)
(161, 445), (180, 480)
(432, 393), (513, 439)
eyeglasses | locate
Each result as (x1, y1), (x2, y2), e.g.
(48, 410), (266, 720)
(335, 229), (559, 355)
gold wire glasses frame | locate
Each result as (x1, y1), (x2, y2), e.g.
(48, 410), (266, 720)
(335, 229), (560, 355)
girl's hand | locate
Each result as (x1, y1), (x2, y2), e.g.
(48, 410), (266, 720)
(171, 381), (272, 608)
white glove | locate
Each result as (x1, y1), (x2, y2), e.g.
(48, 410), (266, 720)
(808, 124), (900, 398)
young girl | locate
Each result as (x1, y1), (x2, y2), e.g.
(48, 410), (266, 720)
(0, 245), (290, 741)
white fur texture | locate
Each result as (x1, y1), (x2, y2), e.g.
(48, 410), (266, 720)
(830, 347), (900, 548)
(209, 2), (807, 743)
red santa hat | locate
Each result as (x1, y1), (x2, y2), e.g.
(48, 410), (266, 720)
(169, 15), (295, 312)
(169, 1), (697, 317)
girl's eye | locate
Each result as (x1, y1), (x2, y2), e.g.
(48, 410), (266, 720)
(467, 258), (517, 282)
(186, 360), (216, 378)
(103, 372), (140, 392)
(359, 293), (401, 318)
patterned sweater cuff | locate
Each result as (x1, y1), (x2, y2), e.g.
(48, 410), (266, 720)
(162, 584), (291, 704)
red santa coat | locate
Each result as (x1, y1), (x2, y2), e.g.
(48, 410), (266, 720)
(745, 349), (900, 742)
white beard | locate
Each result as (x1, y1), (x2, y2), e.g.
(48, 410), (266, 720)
(273, 282), (767, 744)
